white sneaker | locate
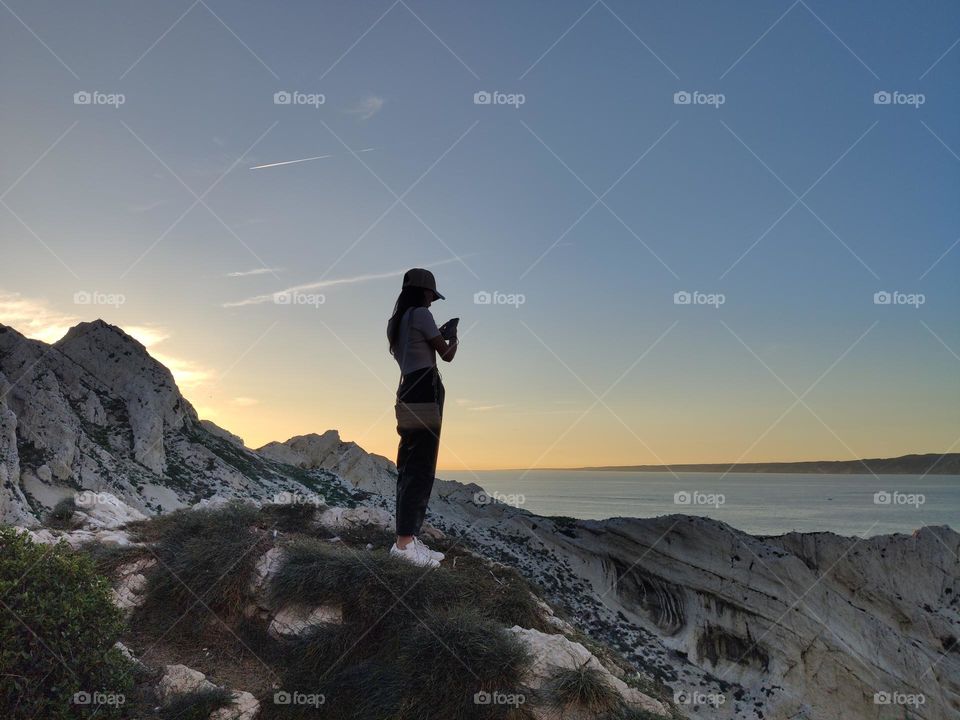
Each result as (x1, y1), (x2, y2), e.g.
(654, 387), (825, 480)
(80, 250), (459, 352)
(414, 536), (444, 561)
(390, 541), (440, 568)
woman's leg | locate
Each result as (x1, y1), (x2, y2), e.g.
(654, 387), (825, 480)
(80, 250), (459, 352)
(396, 427), (439, 538)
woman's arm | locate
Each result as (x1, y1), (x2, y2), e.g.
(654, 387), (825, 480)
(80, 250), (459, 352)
(429, 334), (457, 362)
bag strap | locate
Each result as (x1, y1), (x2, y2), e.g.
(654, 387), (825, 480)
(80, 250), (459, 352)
(398, 308), (414, 382)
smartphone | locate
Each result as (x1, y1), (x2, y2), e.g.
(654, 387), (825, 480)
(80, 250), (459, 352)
(441, 317), (459, 339)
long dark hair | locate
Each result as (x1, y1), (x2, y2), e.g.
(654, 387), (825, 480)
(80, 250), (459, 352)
(387, 285), (428, 357)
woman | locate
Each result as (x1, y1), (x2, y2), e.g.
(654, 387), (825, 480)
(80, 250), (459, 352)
(386, 268), (458, 567)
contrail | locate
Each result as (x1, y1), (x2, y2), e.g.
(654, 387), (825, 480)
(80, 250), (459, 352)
(249, 148), (374, 171)
(222, 254), (476, 308)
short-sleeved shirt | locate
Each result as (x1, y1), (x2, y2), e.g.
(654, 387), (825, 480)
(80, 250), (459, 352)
(393, 307), (440, 374)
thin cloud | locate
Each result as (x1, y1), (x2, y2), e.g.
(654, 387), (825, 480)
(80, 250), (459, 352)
(347, 95), (384, 120)
(0, 292), (77, 344)
(227, 268), (284, 278)
(0, 292), (212, 390)
(223, 255), (474, 308)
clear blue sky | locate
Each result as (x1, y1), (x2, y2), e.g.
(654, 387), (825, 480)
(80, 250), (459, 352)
(2, 0), (958, 468)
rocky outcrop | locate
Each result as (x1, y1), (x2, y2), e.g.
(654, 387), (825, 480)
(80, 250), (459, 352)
(510, 626), (668, 718)
(0, 321), (358, 523)
(157, 665), (259, 719)
(424, 481), (960, 720)
(256, 430), (396, 495)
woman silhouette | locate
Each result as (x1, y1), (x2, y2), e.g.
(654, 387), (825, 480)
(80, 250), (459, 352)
(386, 268), (458, 567)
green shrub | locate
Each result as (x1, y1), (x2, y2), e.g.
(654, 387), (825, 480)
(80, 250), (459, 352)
(270, 538), (546, 630)
(133, 503), (268, 631)
(45, 497), (79, 530)
(272, 608), (531, 720)
(0, 527), (132, 719)
(549, 662), (623, 715)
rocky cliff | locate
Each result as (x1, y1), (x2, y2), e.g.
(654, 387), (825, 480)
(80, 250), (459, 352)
(1, 318), (957, 719)
(0, 320), (362, 524)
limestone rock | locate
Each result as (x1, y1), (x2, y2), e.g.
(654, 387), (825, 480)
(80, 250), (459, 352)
(157, 664), (217, 702)
(269, 604), (343, 638)
(211, 691), (259, 720)
(509, 626), (668, 718)
(256, 430), (396, 495)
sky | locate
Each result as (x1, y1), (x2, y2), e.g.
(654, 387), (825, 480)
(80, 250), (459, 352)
(1, 0), (958, 470)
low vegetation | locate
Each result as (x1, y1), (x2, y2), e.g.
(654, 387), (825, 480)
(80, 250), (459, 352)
(0, 527), (132, 719)
(3, 502), (671, 719)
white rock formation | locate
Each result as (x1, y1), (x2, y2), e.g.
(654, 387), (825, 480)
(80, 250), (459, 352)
(256, 430), (396, 496)
(510, 626), (668, 718)
(111, 558), (156, 616)
(157, 664), (218, 702)
(268, 604), (343, 638)
(0, 320), (356, 523)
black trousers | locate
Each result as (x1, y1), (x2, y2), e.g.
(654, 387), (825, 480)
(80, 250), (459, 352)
(395, 366), (445, 536)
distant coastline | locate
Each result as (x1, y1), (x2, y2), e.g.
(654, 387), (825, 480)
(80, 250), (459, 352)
(556, 453), (960, 475)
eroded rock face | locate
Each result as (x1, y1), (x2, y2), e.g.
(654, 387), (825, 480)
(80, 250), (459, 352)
(426, 484), (960, 720)
(256, 430), (397, 496)
(0, 321), (356, 523)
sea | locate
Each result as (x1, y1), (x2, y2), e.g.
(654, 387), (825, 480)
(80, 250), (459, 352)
(439, 470), (960, 537)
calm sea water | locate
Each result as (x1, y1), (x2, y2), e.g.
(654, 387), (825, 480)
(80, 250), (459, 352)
(439, 470), (960, 537)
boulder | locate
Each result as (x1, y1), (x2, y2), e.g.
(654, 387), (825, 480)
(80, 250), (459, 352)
(508, 627), (668, 718)
(269, 604), (343, 638)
